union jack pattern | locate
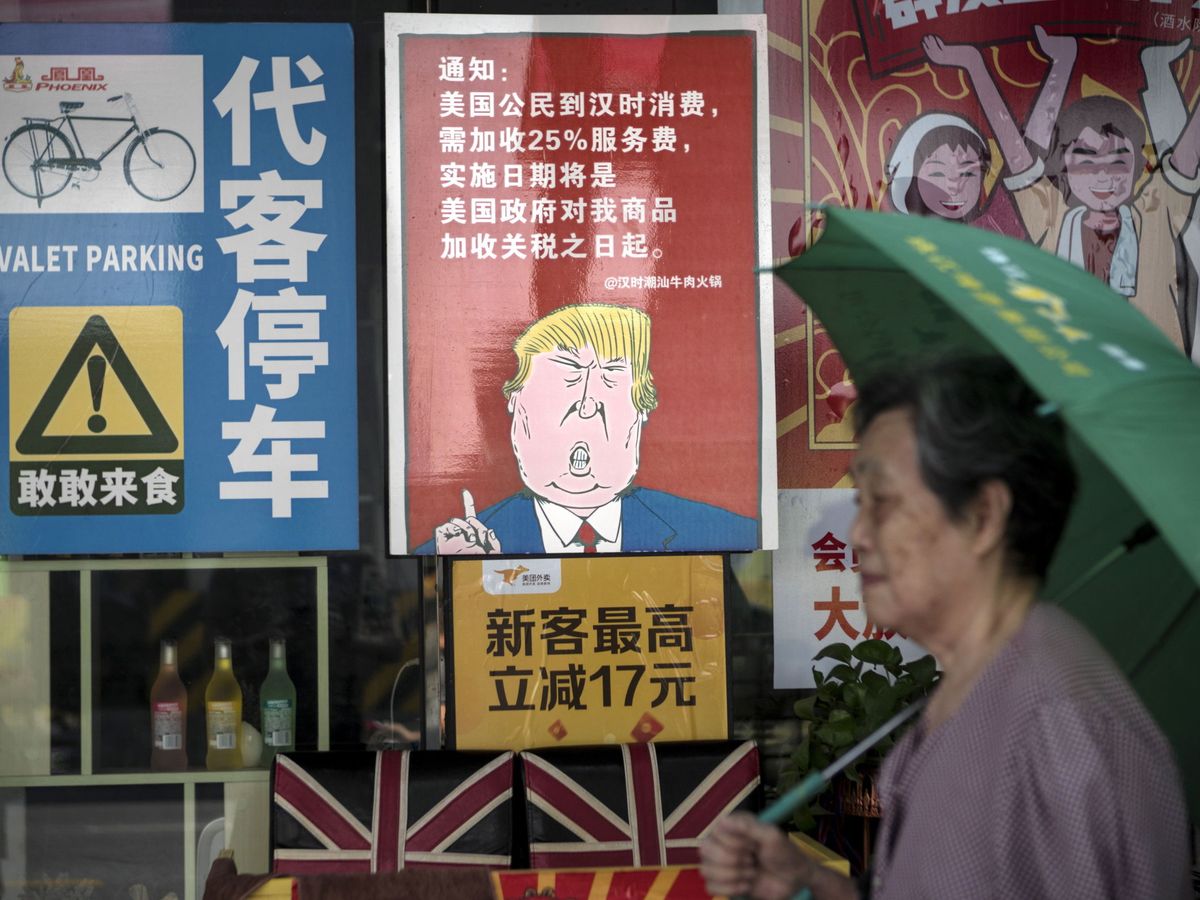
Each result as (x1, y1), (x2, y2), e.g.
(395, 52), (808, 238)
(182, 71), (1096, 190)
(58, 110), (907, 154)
(271, 749), (515, 874)
(521, 740), (760, 868)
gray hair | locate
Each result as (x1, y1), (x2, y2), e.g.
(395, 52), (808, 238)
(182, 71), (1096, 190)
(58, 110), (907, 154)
(854, 356), (1076, 581)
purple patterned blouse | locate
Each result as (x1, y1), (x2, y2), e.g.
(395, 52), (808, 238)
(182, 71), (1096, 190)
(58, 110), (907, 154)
(871, 604), (1191, 899)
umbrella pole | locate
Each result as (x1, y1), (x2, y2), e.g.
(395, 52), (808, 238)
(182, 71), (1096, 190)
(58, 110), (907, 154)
(1047, 522), (1159, 607)
(741, 701), (926, 900)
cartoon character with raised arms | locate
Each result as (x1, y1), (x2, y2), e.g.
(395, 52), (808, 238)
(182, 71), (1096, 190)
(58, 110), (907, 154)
(419, 303), (757, 555)
(1141, 37), (1200, 359)
(926, 27), (1200, 352)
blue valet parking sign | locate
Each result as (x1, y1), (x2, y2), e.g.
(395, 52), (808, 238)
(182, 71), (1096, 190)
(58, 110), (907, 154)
(0, 24), (358, 553)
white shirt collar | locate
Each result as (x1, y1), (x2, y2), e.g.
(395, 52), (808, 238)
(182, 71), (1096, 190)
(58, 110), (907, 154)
(533, 496), (623, 552)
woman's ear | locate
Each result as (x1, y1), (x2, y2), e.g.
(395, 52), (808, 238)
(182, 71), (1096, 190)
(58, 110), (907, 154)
(969, 479), (1012, 558)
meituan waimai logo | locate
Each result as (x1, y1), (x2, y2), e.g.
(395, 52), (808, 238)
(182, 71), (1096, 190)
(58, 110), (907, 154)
(483, 559), (561, 595)
(2, 57), (32, 93)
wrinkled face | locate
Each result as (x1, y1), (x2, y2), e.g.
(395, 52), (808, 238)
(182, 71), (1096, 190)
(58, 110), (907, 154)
(915, 144), (982, 220)
(1064, 127), (1135, 212)
(848, 410), (978, 641)
(509, 344), (643, 511)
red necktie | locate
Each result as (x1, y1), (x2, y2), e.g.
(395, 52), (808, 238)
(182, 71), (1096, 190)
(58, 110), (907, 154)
(574, 520), (598, 553)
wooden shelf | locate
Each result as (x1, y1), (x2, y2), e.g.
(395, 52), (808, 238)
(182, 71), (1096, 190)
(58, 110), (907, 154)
(0, 555), (331, 900)
(0, 768), (272, 788)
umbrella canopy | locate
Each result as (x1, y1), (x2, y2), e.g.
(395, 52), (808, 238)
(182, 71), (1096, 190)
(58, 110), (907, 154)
(777, 206), (1200, 815)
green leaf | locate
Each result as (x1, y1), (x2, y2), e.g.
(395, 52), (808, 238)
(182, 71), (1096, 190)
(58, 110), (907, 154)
(896, 681), (928, 706)
(851, 639), (894, 666)
(903, 654), (938, 686)
(862, 670), (889, 691)
(813, 643), (853, 664)
(828, 708), (853, 724)
(812, 667), (825, 687)
(792, 735), (811, 773)
(816, 681), (839, 703)
(827, 664), (858, 684)
(815, 720), (855, 749)
(841, 682), (866, 712)
(793, 695), (818, 721)
(864, 684), (899, 725)
(791, 805), (817, 833)
(811, 742), (831, 771)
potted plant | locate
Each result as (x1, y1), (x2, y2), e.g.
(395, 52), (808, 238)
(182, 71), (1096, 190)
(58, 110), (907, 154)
(778, 639), (939, 833)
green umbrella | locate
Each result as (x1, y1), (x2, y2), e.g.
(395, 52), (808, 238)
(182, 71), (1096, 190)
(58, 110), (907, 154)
(775, 206), (1200, 817)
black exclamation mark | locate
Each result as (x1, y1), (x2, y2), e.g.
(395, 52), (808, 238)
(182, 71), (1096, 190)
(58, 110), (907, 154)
(87, 355), (107, 433)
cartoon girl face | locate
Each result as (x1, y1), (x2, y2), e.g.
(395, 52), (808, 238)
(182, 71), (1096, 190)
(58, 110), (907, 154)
(914, 143), (983, 220)
(1063, 126), (1136, 212)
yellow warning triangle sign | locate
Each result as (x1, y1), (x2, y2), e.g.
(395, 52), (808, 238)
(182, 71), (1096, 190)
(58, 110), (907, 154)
(16, 314), (178, 455)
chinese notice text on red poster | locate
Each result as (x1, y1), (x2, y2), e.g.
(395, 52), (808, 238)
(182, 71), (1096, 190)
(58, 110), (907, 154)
(385, 14), (776, 556)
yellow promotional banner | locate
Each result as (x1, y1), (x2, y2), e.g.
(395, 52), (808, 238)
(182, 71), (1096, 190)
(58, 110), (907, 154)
(450, 555), (727, 750)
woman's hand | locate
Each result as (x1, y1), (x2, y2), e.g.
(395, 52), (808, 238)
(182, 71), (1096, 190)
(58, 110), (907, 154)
(699, 813), (815, 900)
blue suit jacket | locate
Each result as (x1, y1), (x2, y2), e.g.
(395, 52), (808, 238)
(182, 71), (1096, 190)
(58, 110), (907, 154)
(414, 487), (758, 554)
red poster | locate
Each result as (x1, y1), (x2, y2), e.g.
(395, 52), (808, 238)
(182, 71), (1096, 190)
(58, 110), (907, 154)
(769, 1), (1200, 487)
(386, 16), (776, 555)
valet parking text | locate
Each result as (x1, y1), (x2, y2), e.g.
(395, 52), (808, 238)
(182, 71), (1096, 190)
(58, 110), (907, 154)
(0, 243), (204, 273)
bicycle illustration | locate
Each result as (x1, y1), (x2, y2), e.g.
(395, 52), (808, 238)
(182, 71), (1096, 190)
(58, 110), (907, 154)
(2, 93), (196, 207)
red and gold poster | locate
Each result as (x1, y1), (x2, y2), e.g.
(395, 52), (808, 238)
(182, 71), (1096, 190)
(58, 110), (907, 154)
(448, 555), (727, 751)
(385, 15), (777, 555)
(770, 0), (1200, 488)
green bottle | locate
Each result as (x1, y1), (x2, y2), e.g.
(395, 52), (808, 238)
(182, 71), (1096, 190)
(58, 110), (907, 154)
(260, 637), (296, 764)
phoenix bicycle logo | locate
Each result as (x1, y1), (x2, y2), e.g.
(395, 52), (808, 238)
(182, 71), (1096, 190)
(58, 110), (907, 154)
(2, 59), (109, 93)
(2, 57), (32, 93)
(38, 65), (108, 92)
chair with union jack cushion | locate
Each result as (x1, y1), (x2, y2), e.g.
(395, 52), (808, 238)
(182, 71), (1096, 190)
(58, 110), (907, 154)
(516, 740), (761, 869)
(270, 749), (515, 874)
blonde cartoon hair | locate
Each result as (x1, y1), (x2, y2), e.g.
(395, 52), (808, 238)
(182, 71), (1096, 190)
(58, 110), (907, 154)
(502, 303), (659, 414)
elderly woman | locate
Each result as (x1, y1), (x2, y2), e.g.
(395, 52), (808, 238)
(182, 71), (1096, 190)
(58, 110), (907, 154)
(700, 357), (1191, 899)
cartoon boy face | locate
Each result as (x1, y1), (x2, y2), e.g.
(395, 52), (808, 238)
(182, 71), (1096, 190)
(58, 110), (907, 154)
(915, 143), (983, 220)
(508, 344), (644, 512)
(1064, 127), (1136, 212)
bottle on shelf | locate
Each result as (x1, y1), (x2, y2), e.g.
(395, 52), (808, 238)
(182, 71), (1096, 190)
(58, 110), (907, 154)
(260, 637), (297, 765)
(205, 637), (243, 770)
(150, 639), (187, 772)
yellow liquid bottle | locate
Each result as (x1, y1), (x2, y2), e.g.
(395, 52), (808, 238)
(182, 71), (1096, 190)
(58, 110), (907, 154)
(205, 638), (243, 770)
